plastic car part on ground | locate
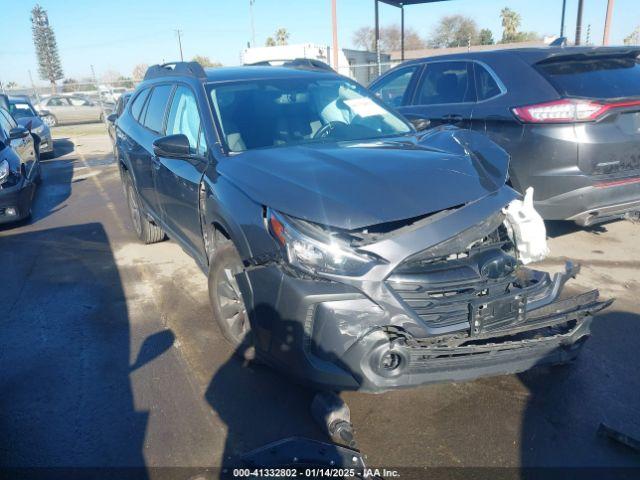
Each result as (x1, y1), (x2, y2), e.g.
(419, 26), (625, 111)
(504, 187), (550, 264)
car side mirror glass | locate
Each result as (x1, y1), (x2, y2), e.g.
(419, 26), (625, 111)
(153, 134), (191, 158)
(9, 126), (30, 140)
(409, 117), (431, 132)
(38, 110), (50, 118)
(107, 113), (118, 124)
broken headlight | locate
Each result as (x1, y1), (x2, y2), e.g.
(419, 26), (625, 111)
(0, 160), (10, 185)
(267, 209), (379, 276)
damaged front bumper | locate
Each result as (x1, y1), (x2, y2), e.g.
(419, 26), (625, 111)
(236, 188), (612, 392)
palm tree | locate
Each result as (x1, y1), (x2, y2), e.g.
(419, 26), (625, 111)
(500, 7), (521, 43)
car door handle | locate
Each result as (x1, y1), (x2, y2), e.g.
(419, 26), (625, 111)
(151, 155), (161, 170)
(442, 114), (464, 123)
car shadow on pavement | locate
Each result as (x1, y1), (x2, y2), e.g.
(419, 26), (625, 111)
(518, 308), (640, 476)
(0, 223), (161, 479)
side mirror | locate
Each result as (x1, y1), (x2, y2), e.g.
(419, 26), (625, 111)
(38, 109), (50, 118)
(9, 126), (30, 140)
(153, 134), (191, 158)
(106, 113), (118, 124)
(409, 117), (431, 132)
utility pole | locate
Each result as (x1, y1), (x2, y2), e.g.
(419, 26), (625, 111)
(603, 0), (615, 45)
(175, 29), (184, 61)
(249, 0), (256, 47)
(586, 24), (591, 45)
(331, 0), (339, 71)
(575, 0), (584, 46)
(560, 0), (567, 37)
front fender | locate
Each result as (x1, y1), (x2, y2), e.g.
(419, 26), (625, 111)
(200, 170), (278, 265)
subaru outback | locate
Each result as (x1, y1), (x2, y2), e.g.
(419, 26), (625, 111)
(114, 62), (610, 392)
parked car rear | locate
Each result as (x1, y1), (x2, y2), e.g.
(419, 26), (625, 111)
(369, 46), (640, 225)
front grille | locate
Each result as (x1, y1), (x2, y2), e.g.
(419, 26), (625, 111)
(387, 220), (545, 332)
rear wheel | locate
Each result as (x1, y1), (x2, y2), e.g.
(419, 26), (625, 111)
(123, 172), (165, 244)
(208, 240), (255, 359)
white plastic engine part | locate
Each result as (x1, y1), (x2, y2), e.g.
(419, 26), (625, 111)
(504, 187), (550, 264)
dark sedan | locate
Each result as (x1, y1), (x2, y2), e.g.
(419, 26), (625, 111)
(0, 106), (41, 224)
(369, 46), (640, 226)
(9, 96), (54, 158)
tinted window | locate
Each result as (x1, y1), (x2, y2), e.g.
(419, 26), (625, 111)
(142, 85), (174, 133)
(47, 97), (68, 106)
(371, 66), (418, 107)
(415, 61), (475, 105)
(130, 88), (150, 122)
(166, 86), (201, 153)
(0, 109), (12, 136)
(9, 101), (37, 119)
(1, 110), (17, 129)
(209, 78), (411, 152)
(69, 97), (92, 106)
(474, 64), (503, 101)
(537, 55), (640, 99)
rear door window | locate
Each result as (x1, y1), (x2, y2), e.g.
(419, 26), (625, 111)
(142, 85), (174, 133)
(537, 54), (640, 99)
(415, 61), (476, 105)
(370, 66), (419, 107)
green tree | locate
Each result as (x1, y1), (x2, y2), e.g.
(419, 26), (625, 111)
(191, 55), (223, 67)
(500, 7), (521, 43)
(479, 28), (495, 45)
(61, 78), (79, 93)
(5, 81), (18, 89)
(132, 63), (149, 82)
(265, 36), (276, 47)
(624, 26), (640, 45)
(429, 15), (479, 48)
(275, 28), (290, 46)
(31, 4), (63, 94)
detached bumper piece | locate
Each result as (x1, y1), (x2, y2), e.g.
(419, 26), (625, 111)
(345, 281), (611, 392)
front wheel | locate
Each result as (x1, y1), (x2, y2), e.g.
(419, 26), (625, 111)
(42, 115), (57, 127)
(123, 172), (165, 244)
(208, 241), (255, 359)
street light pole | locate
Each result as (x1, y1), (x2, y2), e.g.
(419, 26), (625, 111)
(175, 29), (184, 61)
(331, 0), (339, 71)
(249, 0), (256, 47)
(575, 0), (584, 45)
(560, 0), (567, 37)
(603, 0), (615, 45)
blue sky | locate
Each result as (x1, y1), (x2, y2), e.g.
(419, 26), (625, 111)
(1, 0), (638, 86)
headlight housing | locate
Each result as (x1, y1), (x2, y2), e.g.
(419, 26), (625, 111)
(267, 209), (380, 276)
(0, 160), (10, 185)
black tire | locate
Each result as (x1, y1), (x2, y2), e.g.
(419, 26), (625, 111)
(123, 172), (165, 244)
(208, 241), (255, 360)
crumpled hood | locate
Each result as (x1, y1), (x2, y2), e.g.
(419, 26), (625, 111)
(218, 127), (510, 230)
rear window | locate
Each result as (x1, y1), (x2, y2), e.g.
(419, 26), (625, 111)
(537, 55), (640, 100)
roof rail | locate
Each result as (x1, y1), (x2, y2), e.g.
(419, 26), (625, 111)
(144, 61), (207, 81)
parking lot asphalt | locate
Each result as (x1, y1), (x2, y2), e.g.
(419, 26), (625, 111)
(1, 124), (639, 477)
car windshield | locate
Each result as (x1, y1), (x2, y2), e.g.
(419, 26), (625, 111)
(207, 77), (412, 152)
(9, 101), (37, 119)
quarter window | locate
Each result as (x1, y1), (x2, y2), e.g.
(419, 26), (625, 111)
(165, 85), (202, 153)
(130, 88), (150, 122)
(474, 64), (503, 101)
(142, 85), (174, 133)
(415, 61), (476, 105)
(371, 66), (418, 107)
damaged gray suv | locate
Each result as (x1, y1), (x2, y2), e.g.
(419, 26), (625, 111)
(116, 62), (611, 393)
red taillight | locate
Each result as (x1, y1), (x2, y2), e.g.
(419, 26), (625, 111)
(512, 99), (640, 124)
